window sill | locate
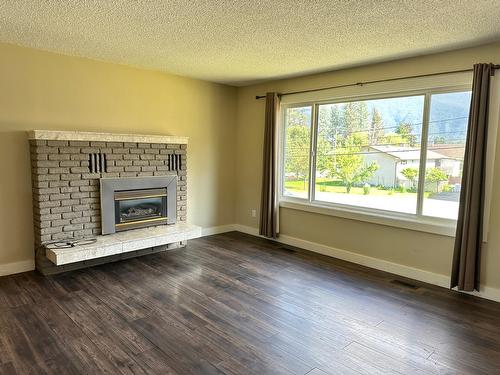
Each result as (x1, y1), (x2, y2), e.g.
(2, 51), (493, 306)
(279, 199), (457, 237)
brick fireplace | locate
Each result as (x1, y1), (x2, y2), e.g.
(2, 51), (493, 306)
(28, 130), (198, 274)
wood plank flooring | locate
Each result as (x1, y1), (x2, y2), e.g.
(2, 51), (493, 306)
(1, 231), (500, 374)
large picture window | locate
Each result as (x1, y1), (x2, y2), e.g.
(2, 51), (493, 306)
(281, 88), (472, 224)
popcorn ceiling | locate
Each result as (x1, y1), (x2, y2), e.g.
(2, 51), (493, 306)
(0, 0), (499, 85)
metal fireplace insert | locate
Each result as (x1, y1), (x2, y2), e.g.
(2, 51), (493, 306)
(100, 175), (177, 234)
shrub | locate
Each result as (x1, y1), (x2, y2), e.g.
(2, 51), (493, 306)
(377, 185), (391, 191)
(442, 184), (454, 193)
(363, 183), (371, 195)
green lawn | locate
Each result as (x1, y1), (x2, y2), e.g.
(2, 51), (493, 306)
(285, 178), (428, 197)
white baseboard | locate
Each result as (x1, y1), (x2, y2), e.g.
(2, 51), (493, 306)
(0, 259), (35, 277)
(457, 285), (500, 303)
(232, 224), (500, 303)
(3, 224), (499, 303)
(201, 224), (237, 236)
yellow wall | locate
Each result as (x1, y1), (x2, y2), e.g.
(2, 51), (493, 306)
(0, 42), (237, 266)
(235, 41), (500, 291)
(2, 40), (500, 293)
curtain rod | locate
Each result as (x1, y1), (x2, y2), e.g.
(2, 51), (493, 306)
(255, 65), (500, 100)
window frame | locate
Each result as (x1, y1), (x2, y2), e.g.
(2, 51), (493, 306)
(278, 84), (472, 237)
(280, 102), (315, 200)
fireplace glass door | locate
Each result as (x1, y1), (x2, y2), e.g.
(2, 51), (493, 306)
(114, 188), (167, 231)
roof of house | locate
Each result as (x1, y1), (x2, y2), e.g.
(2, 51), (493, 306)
(368, 145), (449, 161)
(427, 144), (465, 159)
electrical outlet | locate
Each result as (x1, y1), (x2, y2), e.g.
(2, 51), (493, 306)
(251, 209), (256, 217)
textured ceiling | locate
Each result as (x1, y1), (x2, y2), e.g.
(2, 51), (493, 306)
(1, 1), (500, 86)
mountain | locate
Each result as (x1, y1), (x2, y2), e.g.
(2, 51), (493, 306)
(318, 91), (471, 144)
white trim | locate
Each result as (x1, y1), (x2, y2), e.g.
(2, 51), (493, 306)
(416, 93), (432, 215)
(280, 200), (456, 237)
(456, 286), (500, 304)
(278, 74), (487, 239)
(232, 224), (500, 303)
(201, 225), (237, 236)
(280, 71), (472, 104)
(28, 130), (189, 144)
(2, 225), (499, 303)
(233, 224), (449, 287)
(0, 259), (35, 277)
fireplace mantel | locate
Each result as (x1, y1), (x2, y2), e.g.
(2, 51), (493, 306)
(28, 130), (188, 145)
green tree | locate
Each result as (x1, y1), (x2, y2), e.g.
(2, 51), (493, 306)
(382, 132), (406, 146)
(396, 122), (417, 146)
(284, 125), (310, 189)
(369, 108), (385, 145)
(316, 135), (334, 176)
(426, 167), (448, 192)
(319, 105), (344, 146)
(286, 107), (310, 127)
(433, 136), (445, 144)
(400, 167), (419, 189)
(343, 102), (369, 136)
(334, 134), (378, 193)
(284, 124), (333, 189)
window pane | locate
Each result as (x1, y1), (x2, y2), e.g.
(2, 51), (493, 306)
(283, 106), (312, 199)
(422, 91), (471, 219)
(315, 95), (425, 214)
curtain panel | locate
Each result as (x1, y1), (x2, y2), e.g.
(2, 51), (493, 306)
(451, 63), (496, 291)
(259, 92), (280, 238)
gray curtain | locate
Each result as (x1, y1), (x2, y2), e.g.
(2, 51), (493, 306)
(259, 92), (280, 238)
(451, 63), (496, 291)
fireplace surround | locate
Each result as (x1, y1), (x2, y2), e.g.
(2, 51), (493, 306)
(100, 175), (177, 234)
(28, 130), (195, 275)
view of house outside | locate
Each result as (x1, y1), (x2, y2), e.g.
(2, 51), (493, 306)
(283, 91), (471, 220)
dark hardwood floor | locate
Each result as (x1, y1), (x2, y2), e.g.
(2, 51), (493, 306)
(1, 231), (500, 374)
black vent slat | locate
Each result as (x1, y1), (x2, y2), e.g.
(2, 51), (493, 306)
(102, 153), (107, 172)
(167, 154), (181, 172)
(88, 154), (93, 172)
(88, 152), (108, 173)
(97, 153), (102, 173)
